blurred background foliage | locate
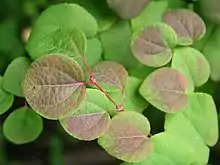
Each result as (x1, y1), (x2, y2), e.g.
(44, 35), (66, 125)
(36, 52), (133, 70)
(0, 0), (220, 165)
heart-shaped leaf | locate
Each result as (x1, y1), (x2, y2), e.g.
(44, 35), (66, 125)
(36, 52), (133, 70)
(0, 76), (14, 115)
(172, 47), (210, 91)
(23, 55), (86, 120)
(107, 77), (148, 114)
(163, 9), (206, 45)
(2, 57), (31, 97)
(3, 106), (43, 144)
(139, 67), (188, 113)
(182, 93), (219, 146)
(91, 61), (128, 92)
(107, 0), (151, 19)
(27, 28), (86, 60)
(151, 132), (203, 165)
(26, 3), (98, 59)
(165, 113), (209, 164)
(60, 89), (111, 141)
(98, 111), (152, 162)
(131, 23), (178, 67)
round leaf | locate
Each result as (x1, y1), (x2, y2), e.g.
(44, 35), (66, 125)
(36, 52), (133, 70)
(151, 132), (202, 165)
(98, 111), (152, 162)
(172, 47), (210, 91)
(165, 113), (209, 164)
(139, 67), (188, 113)
(27, 3), (98, 59)
(0, 76), (14, 115)
(91, 61), (128, 92)
(163, 9), (206, 45)
(60, 89), (111, 141)
(107, 0), (151, 19)
(182, 93), (219, 146)
(23, 55), (86, 120)
(3, 106), (43, 144)
(2, 57), (31, 97)
(27, 28), (86, 60)
(131, 23), (178, 67)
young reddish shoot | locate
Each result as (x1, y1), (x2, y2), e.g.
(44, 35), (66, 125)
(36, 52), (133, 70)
(81, 56), (124, 111)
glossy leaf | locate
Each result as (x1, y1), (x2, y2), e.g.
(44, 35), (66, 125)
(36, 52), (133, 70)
(60, 89), (111, 141)
(163, 9), (206, 45)
(2, 57), (31, 97)
(139, 67), (188, 113)
(23, 55), (86, 120)
(107, 77), (148, 113)
(165, 113), (209, 164)
(182, 93), (219, 146)
(121, 153), (175, 165)
(151, 132), (203, 165)
(101, 20), (141, 69)
(27, 3), (98, 59)
(98, 111), (152, 162)
(131, 23), (178, 67)
(3, 106), (43, 144)
(0, 76), (14, 115)
(131, 1), (168, 32)
(92, 61), (128, 92)
(106, 0), (151, 19)
(27, 28), (86, 60)
(172, 47), (210, 91)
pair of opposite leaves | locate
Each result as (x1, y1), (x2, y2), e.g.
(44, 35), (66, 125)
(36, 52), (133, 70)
(22, 53), (202, 162)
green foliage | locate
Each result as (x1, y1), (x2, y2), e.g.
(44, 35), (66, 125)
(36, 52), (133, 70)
(3, 106), (43, 144)
(0, 1), (220, 165)
(0, 76), (14, 115)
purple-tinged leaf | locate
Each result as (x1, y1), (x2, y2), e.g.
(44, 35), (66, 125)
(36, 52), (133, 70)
(139, 67), (188, 113)
(98, 111), (152, 162)
(60, 89), (111, 141)
(107, 0), (151, 19)
(91, 61), (128, 92)
(23, 54), (86, 120)
(163, 9), (206, 45)
(131, 23), (178, 67)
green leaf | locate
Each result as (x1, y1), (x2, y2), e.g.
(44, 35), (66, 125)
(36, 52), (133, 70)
(67, 0), (117, 32)
(101, 20), (141, 69)
(26, 28), (86, 60)
(151, 132), (202, 165)
(131, 1), (168, 32)
(131, 23), (178, 67)
(182, 93), (219, 146)
(163, 9), (206, 45)
(98, 111), (152, 162)
(2, 57), (31, 97)
(167, 0), (186, 8)
(107, 77), (148, 114)
(128, 65), (156, 79)
(60, 89), (111, 141)
(0, 76), (14, 115)
(3, 106), (43, 144)
(106, 0), (151, 19)
(121, 153), (175, 165)
(171, 47), (210, 91)
(26, 3), (98, 59)
(165, 113), (209, 164)
(91, 61), (128, 92)
(77, 38), (102, 70)
(23, 55), (86, 120)
(201, 27), (220, 81)
(139, 67), (188, 113)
